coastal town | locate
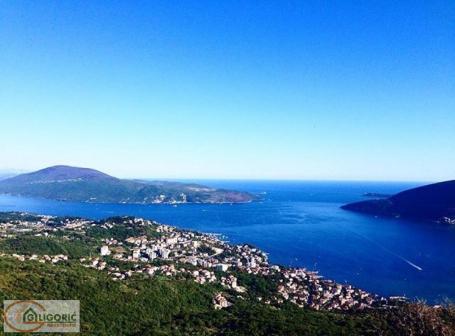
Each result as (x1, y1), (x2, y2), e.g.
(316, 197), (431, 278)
(0, 212), (396, 312)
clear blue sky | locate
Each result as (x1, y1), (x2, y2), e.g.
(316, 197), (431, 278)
(1, 1), (454, 181)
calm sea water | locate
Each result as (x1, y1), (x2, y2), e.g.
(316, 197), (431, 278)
(1, 180), (455, 304)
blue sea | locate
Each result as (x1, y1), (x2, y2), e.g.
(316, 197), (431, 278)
(1, 180), (455, 304)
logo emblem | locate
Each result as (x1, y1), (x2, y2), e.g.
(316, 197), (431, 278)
(4, 300), (80, 333)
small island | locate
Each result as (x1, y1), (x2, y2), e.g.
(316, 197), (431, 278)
(0, 165), (256, 204)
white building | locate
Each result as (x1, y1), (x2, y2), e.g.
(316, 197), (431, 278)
(158, 248), (170, 259)
(215, 264), (229, 272)
(100, 245), (111, 256)
(132, 249), (140, 259)
(165, 237), (178, 245)
(145, 248), (156, 260)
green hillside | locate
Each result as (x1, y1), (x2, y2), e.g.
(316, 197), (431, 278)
(0, 166), (255, 204)
(0, 257), (454, 335)
(0, 213), (453, 335)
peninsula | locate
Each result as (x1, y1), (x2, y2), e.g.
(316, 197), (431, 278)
(342, 180), (455, 224)
(0, 166), (256, 204)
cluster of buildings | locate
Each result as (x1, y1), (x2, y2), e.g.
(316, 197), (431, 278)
(442, 217), (455, 225)
(2, 252), (68, 264)
(275, 267), (379, 311)
(220, 274), (247, 293)
(148, 193), (188, 204)
(213, 292), (232, 310)
(0, 213), (394, 312)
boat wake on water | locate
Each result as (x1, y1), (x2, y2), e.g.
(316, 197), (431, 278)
(397, 257), (423, 271)
(341, 224), (423, 272)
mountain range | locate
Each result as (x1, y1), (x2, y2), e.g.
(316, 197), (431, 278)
(0, 166), (256, 204)
(342, 180), (455, 224)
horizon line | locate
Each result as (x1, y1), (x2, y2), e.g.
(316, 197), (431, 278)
(0, 165), (445, 184)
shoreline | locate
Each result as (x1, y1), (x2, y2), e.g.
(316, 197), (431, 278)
(0, 211), (406, 312)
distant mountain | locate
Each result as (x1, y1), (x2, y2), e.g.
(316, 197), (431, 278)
(341, 180), (455, 224)
(0, 166), (256, 204)
(0, 169), (24, 181)
(0, 174), (14, 181)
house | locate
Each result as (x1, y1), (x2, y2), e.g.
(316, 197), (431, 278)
(215, 264), (229, 272)
(100, 245), (111, 256)
(158, 248), (170, 259)
(132, 249), (140, 259)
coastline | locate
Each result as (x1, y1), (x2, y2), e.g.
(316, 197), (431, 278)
(0, 211), (402, 312)
(1, 184), (455, 305)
